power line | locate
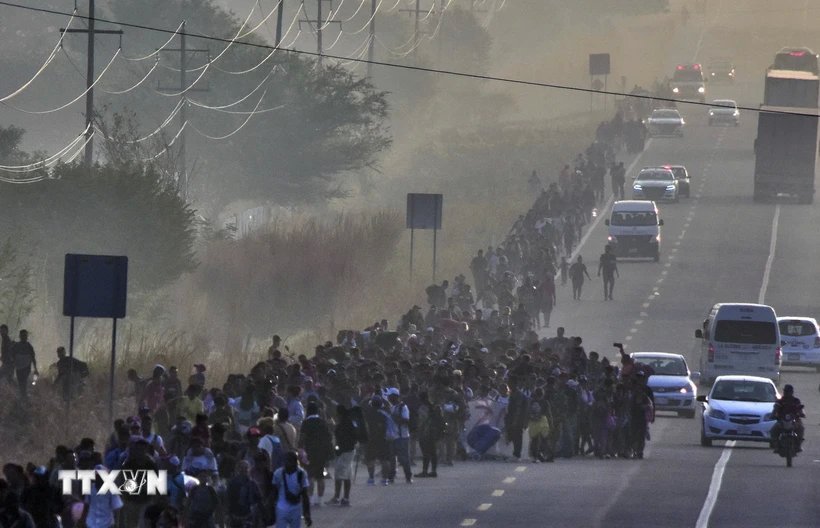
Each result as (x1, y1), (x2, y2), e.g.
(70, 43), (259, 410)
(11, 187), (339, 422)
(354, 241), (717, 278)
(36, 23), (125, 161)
(0, 1), (816, 117)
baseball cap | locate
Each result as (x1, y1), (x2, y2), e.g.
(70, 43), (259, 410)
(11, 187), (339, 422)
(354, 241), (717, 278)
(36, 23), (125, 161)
(385, 387), (400, 397)
(247, 426), (262, 438)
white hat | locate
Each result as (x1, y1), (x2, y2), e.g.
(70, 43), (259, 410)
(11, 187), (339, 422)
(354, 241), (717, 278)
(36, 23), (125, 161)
(385, 387), (400, 397)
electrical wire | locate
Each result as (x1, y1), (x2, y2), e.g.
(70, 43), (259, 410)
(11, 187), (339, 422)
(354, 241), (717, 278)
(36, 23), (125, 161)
(238, 0), (282, 39)
(142, 121), (187, 162)
(101, 56), (160, 95)
(343, 0), (383, 35)
(189, 88), (268, 140)
(201, 103), (286, 115)
(384, 0), (405, 13)
(340, 0), (367, 22)
(336, 35), (372, 66)
(0, 9), (76, 103)
(155, 5), (257, 94)
(187, 64), (278, 110)
(5, 1), (819, 119)
(2, 49), (120, 114)
(0, 124), (90, 171)
(122, 21), (185, 61)
(129, 99), (185, 143)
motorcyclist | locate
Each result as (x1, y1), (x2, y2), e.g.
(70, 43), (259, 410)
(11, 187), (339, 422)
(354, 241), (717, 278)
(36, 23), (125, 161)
(770, 384), (805, 452)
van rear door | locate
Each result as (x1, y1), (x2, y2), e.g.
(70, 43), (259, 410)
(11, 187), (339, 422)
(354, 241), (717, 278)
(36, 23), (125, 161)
(713, 319), (779, 372)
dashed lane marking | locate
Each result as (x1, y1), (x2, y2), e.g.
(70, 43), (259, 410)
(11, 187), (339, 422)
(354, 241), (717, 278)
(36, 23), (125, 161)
(461, 519), (477, 526)
(491, 490), (505, 497)
(477, 504), (492, 512)
(502, 477), (516, 484)
(642, 302), (650, 308)
(629, 328), (638, 333)
(515, 466), (527, 473)
(634, 320), (643, 325)
(625, 335), (633, 341)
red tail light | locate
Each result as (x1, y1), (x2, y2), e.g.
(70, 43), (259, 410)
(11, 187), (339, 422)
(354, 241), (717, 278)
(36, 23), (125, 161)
(775, 347), (782, 364)
(814, 336), (820, 348)
(789, 51), (806, 57)
(708, 344), (715, 362)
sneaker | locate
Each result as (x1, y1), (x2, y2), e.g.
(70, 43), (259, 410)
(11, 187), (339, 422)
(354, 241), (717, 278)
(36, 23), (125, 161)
(340, 499), (350, 507)
(406, 478), (414, 484)
(326, 498), (340, 506)
(428, 471), (437, 477)
(414, 472), (429, 478)
(382, 479), (390, 486)
(367, 478), (375, 486)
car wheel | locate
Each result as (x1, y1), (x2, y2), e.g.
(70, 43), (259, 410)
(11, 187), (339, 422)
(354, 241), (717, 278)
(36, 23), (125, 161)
(700, 425), (713, 447)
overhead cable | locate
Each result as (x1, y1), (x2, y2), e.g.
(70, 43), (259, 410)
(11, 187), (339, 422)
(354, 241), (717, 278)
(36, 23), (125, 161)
(190, 88), (268, 140)
(238, 0), (282, 39)
(122, 21), (185, 61)
(143, 121), (187, 162)
(187, 65), (278, 110)
(2, 49), (120, 114)
(343, 0), (383, 35)
(0, 9), (76, 103)
(102, 56), (160, 95)
(0, 124), (90, 172)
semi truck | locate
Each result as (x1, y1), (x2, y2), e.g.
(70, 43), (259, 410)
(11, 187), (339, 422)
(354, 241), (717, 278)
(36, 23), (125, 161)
(753, 70), (820, 203)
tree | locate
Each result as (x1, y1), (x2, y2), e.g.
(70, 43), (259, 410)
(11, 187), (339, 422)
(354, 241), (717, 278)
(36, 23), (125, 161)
(0, 126), (197, 301)
(0, 238), (34, 330)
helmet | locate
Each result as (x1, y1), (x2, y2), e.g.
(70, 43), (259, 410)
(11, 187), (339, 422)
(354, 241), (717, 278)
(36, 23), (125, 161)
(783, 384), (794, 395)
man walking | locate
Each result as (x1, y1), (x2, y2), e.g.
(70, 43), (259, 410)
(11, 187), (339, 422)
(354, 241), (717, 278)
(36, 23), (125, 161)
(12, 329), (37, 399)
(0, 324), (13, 384)
(597, 245), (619, 300)
(569, 256), (592, 300)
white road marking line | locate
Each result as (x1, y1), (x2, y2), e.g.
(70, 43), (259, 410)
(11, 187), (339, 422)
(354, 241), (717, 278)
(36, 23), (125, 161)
(684, 223), (690, 229)
(640, 312), (648, 317)
(656, 278), (664, 284)
(629, 328), (638, 333)
(461, 519), (477, 527)
(625, 335), (633, 341)
(634, 320), (643, 325)
(695, 440), (736, 528)
(672, 247), (679, 252)
(502, 477), (516, 484)
(642, 302), (650, 308)
(491, 490), (504, 497)
(679, 229), (687, 238)
(758, 204), (780, 304)
(478, 504), (492, 512)
(515, 466), (526, 473)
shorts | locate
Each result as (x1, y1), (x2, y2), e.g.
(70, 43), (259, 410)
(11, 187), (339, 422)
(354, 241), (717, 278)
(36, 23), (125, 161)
(305, 459), (327, 480)
(333, 450), (354, 480)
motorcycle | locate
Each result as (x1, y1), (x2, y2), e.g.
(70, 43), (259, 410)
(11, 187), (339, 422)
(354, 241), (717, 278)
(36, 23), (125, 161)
(774, 414), (800, 467)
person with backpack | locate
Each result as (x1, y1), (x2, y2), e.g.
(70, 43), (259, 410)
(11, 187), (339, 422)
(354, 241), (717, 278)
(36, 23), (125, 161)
(414, 392), (445, 478)
(298, 402), (333, 506)
(226, 460), (261, 528)
(386, 388), (413, 484)
(327, 405), (357, 506)
(363, 396), (390, 486)
(186, 470), (219, 528)
(271, 451), (312, 528)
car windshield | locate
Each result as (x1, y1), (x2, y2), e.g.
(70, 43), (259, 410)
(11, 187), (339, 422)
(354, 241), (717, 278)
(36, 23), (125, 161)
(779, 320), (817, 337)
(714, 320), (778, 344)
(773, 51), (819, 74)
(711, 380), (777, 402)
(672, 69), (704, 82)
(652, 110), (680, 119)
(711, 101), (736, 109)
(637, 171), (673, 181)
(610, 211), (657, 226)
(638, 357), (687, 376)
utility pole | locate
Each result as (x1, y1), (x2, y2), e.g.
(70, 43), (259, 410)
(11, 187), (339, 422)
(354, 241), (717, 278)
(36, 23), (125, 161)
(276, 0), (285, 46)
(299, 0), (341, 67)
(399, 0), (432, 61)
(367, 0), (376, 77)
(158, 21), (209, 198)
(61, 0), (122, 166)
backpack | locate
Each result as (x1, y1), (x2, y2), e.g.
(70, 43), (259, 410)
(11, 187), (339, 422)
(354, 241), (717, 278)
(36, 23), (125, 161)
(227, 477), (255, 517)
(259, 435), (284, 471)
(274, 468), (305, 506)
(380, 409), (399, 441)
(76, 360), (90, 378)
(188, 484), (218, 520)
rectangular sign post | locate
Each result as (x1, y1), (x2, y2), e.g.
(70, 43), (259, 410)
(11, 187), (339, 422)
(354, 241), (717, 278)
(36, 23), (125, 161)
(589, 53), (611, 112)
(406, 193), (443, 283)
(63, 254), (128, 423)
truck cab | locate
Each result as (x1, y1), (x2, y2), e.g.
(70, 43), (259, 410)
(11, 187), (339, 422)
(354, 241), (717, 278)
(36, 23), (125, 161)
(605, 200), (663, 262)
(671, 64), (706, 102)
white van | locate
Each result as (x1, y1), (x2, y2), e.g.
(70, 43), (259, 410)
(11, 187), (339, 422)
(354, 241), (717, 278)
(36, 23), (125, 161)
(604, 200), (663, 261)
(695, 303), (782, 385)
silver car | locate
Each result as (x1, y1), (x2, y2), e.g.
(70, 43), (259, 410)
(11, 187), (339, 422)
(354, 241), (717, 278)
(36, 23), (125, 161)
(778, 317), (820, 370)
(631, 352), (700, 418)
(708, 99), (740, 126)
(698, 376), (779, 446)
(646, 108), (685, 137)
(632, 167), (679, 202)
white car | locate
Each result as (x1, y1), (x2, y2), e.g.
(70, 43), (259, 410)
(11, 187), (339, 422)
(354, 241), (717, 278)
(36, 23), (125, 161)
(708, 99), (740, 126)
(632, 167), (679, 202)
(778, 316), (820, 370)
(646, 108), (685, 137)
(698, 375), (779, 447)
(631, 352), (700, 418)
